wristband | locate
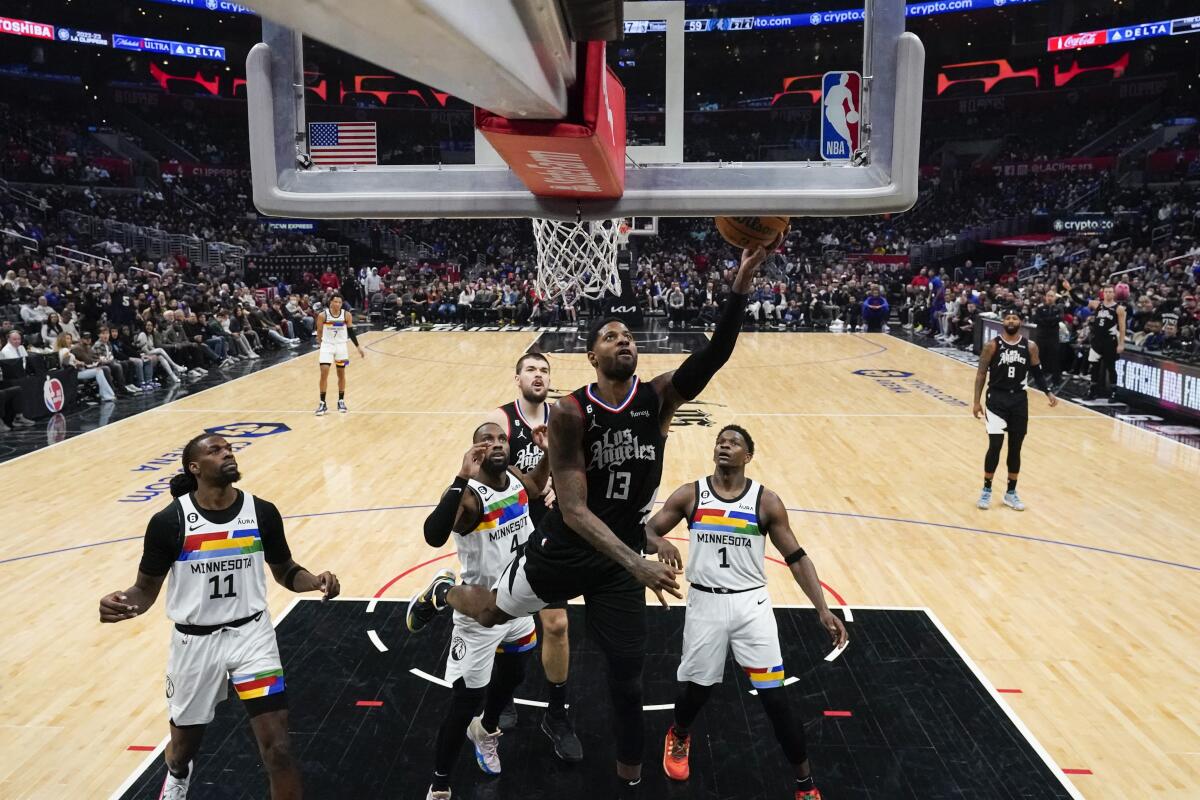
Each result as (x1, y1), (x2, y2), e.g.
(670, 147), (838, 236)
(283, 565), (305, 591)
(784, 547), (807, 565)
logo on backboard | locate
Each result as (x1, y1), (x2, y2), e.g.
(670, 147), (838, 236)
(821, 71), (861, 161)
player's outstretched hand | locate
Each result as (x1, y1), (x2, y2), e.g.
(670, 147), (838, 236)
(530, 424), (548, 452)
(818, 608), (849, 648)
(458, 442), (488, 479)
(631, 558), (683, 607)
(972, 401), (983, 419)
(99, 591), (139, 623)
(316, 571), (340, 600)
(645, 533), (684, 572)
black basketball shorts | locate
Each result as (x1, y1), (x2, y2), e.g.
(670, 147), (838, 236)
(985, 389), (1029, 438)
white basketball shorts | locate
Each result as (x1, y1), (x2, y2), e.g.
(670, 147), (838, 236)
(444, 611), (538, 689)
(677, 586), (785, 690)
(165, 611), (285, 726)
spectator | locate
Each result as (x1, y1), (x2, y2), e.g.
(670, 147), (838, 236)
(106, 325), (155, 390)
(58, 332), (116, 402)
(861, 286), (890, 332)
(134, 321), (184, 383)
(2, 330), (29, 361)
(666, 282), (686, 329)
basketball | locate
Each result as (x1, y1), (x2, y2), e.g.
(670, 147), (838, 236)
(1114, 282), (1130, 301)
(714, 216), (790, 250)
(846, 111), (860, 124)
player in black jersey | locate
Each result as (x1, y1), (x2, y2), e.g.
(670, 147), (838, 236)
(483, 351), (583, 761)
(1087, 286), (1126, 400)
(972, 309), (1057, 511)
(408, 231), (784, 793)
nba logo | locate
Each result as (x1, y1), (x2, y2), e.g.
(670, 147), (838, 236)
(820, 71), (861, 161)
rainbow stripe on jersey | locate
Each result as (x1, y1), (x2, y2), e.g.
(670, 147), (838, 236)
(496, 629), (538, 654)
(744, 664), (785, 689)
(179, 528), (263, 561)
(691, 508), (761, 536)
(472, 488), (529, 533)
(232, 668), (286, 700)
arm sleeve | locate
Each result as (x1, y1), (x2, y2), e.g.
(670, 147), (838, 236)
(670, 291), (749, 400)
(424, 477), (468, 547)
(254, 498), (293, 565)
(137, 505), (183, 576)
(346, 326), (359, 346)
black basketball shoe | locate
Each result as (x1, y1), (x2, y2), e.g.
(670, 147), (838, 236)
(406, 569), (456, 632)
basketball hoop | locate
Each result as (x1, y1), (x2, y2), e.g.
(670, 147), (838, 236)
(531, 217), (624, 301)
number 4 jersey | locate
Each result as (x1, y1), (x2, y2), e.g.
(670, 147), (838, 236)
(138, 490), (293, 626)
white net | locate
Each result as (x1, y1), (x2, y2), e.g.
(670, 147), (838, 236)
(531, 217), (626, 301)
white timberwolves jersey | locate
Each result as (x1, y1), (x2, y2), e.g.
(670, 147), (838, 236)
(457, 472), (533, 588)
(166, 492), (269, 625)
(322, 308), (349, 344)
(686, 478), (768, 591)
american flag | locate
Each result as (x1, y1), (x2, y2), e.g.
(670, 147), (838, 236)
(308, 122), (377, 166)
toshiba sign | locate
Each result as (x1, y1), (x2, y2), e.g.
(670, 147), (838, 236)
(0, 15), (54, 40)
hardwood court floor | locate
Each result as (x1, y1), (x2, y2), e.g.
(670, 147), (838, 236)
(0, 331), (1197, 799)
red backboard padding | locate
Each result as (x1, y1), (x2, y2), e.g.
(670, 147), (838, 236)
(475, 41), (625, 199)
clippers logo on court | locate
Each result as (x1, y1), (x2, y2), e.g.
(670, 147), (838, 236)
(820, 71), (861, 161)
(118, 422), (292, 503)
(43, 377), (65, 413)
(853, 369), (968, 407)
(204, 422), (291, 438)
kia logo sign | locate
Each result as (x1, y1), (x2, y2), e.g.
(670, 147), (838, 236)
(44, 377), (65, 413)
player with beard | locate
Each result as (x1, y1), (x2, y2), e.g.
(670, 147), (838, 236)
(407, 231), (785, 795)
(420, 422), (550, 799)
(483, 352), (582, 760)
(973, 309), (1057, 511)
(98, 433), (340, 800)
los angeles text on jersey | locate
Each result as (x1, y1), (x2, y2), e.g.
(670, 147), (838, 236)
(996, 347), (1027, 366)
(189, 556), (254, 574)
(588, 428), (657, 470)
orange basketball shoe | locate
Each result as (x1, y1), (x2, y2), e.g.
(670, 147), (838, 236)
(662, 727), (691, 781)
(796, 787), (823, 800)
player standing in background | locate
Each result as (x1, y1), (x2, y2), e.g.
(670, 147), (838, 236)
(644, 425), (847, 800)
(407, 233), (784, 796)
(483, 352), (583, 761)
(419, 422), (550, 799)
(973, 309), (1057, 511)
(1087, 285), (1126, 401)
(98, 433), (340, 800)
(315, 294), (365, 416)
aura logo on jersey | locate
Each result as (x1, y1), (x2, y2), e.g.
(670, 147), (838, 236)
(853, 369), (967, 406)
(118, 422), (292, 502)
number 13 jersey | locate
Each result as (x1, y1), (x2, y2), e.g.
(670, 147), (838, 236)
(686, 477), (767, 591)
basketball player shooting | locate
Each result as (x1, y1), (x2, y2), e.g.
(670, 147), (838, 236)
(484, 352), (583, 761)
(97, 433), (340, 800)
(407, 230), (786, 795)
(645, 424), (846, 800)
(315, 294), (365, 416)
(972, 308), (1057, 511)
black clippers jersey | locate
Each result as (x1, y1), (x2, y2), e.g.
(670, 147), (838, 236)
(1093, 302), (1119, 346)
(988, 336), (1030, 392)
(541, 377), (664, 552)
(501, 400), (549, 526)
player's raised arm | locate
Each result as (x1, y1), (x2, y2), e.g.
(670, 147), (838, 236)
(423, 442), (488, 546)
(760, 489), (847, 648)
(549, 398), (681, 601)
(650, 231), (786, 429)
